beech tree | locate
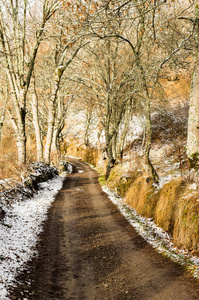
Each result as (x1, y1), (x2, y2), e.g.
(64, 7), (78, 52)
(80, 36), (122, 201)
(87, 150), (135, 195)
(74, 39), (137, 178)
(88, 0), (192, 181)
(0, 72), (8, 142)
(31, 77), (44, 162)
(51, 85), (74, 160)
(43, 44), (83, 163)
(0, 0), (61, 165)
(42, 0), (92, 163)
(117, 99), (133, 160)
(43, 35), (91, 162)
(187, 0), (199, 169)
(83, 107), (94, 147)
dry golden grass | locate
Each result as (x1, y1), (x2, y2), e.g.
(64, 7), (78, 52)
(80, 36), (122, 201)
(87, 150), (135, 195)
(66, 142), (98, 166)
(124, 173), (199, 252)
(125, 174), (157, 218)
(173, 190), (199, 253)
(0, 134), (20, 180)
(0, 132), (37, 180)
(107, 164), (128, 192)
(154, 178), (185, 233)
(83, 147), (98, 166)
(105, 154), (144, 197)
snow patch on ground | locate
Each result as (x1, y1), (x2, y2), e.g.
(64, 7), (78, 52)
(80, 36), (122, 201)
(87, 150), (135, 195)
(0, 176), (64, 300)
(102, 185), (199, 279)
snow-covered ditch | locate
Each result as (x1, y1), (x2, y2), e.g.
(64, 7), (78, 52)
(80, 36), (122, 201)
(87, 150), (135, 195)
(0, 175), (65, 299)
(102, 185), (199, 279)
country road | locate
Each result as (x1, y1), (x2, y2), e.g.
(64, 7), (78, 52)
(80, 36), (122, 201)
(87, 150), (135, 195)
(9, 159), (199, 300)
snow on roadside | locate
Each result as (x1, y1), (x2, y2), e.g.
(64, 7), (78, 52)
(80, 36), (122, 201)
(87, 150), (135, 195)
(0, 175), (65, 300)
(102, 185), (199, 279)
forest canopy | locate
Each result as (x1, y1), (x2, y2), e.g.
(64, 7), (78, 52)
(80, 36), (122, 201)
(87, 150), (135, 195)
(0, 0), (197, 180)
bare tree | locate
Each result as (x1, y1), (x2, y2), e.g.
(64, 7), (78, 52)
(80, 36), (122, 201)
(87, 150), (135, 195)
(187, 0), (199, 169)
(88, 0), (193, 181)
(0, 0), (61, 165)
(31, 77), (43, 161)
(73, 39), (136, 178)
(41, 1), (92, 163)
(0, 74), (8, 142)
(51, 89), (74, 159)
(43, 44), (84, 163)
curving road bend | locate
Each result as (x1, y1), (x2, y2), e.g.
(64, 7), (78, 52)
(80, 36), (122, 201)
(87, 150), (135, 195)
(9, 159), (199, 299)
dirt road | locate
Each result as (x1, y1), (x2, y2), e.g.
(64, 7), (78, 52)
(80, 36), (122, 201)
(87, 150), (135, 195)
(9, 159), (199, 299)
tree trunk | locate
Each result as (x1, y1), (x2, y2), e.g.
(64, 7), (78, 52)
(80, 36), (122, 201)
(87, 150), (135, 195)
(16, 89), (27, 165)
(16, 129), (26, 166)
(105, 155), (116, 180)
(44, 77), (60, 163)
(112, 133), (117, 162)
(51, 127), (61, 164)
(105, 132), (115, 180)
(44, 100), (56, 163)
(0, 123), (2, 142)
(7, 107), (26, 165)
(84, 109), (93, 147)
(117, 106), (132, 160)
(32, 93), (43, 161)
(142, 94), (159, 182)
(97, 128), (102, 155)
(187, 1), (199, 169)
(0, 88), (8, 142)
(44, 46), (81, 163)
(0, 119), (4, 143)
